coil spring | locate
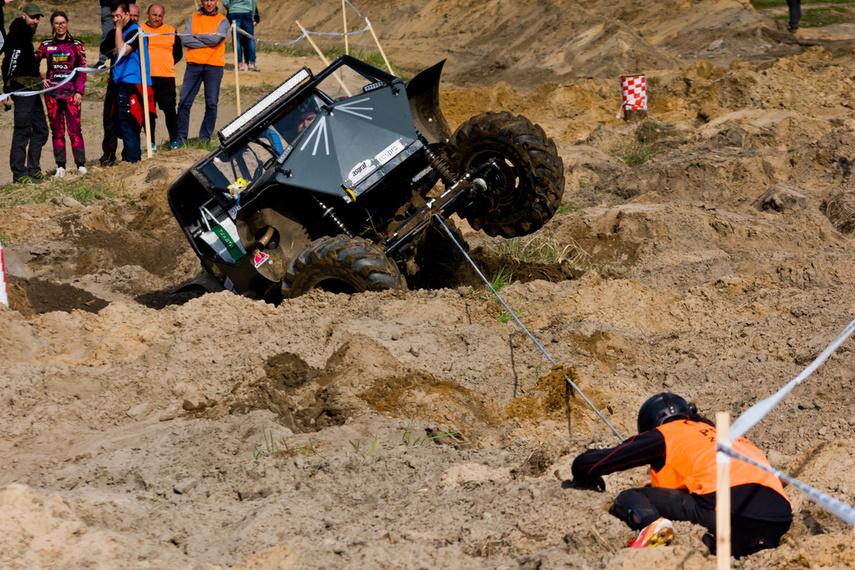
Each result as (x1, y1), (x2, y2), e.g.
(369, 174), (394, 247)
(313, 195), (353, 237)
(423, 145), (458, 187)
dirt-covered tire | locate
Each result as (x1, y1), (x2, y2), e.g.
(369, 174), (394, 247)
(281, 235), (407, 299)
(447, 111), (565, 238)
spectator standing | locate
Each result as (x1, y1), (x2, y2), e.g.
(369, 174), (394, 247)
(98, 2), (140, 166)
(141, 3), (181, 150)
(176, 0), (228, 145)
(110, 0), (152, 163)
(36, 11), (87, 177)
(99, 0), (134, 65)
(222, 0), (258, 71)
(2, 3), (49, 184)
(787, 0), (801, 34)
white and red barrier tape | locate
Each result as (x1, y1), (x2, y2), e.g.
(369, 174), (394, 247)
(617, 74), (647, 119)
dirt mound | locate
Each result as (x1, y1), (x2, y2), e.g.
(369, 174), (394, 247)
(2, 0), (855, 568)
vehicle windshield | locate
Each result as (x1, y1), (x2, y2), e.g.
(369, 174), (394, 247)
(200, 60), (396, 196)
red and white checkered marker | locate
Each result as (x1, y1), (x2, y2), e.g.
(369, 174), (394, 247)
(617, 74), (647, 118)
(0, 240), (7, 307)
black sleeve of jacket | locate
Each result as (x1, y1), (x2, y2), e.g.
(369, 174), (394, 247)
(172, 34), (183, 64)
(572, 429), (667, 482)
(100, 27), (116, 57)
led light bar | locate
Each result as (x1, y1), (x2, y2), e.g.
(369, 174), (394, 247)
(219, 68), (311, 143)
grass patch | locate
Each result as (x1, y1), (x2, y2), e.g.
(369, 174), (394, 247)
(498, 306), (527, 324)
(751, 0), (855, 27)
(793, 6), (855, 27)
(0, 176), (124, 209)
(172, 138), (219, 151)
(555, 203), (577, 215)
(489, 266), (513, 291)
(491, 231), (590, 267)
(254, 422), (288, 461)
(611, 140), (654, 167)
(256, 42), (406, 78)
(349, 434), (379, 460)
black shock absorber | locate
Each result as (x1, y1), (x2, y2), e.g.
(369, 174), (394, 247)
(423, 145), (459, 187)
(312, 195), (354, 237)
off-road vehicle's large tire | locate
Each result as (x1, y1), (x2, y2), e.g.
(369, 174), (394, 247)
(447, 111), (564, 238)
(281, 235), (407, 299)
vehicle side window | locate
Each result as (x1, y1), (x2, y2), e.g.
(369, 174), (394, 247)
(272, 95), (323, 144)
(202, 142), (272, 193)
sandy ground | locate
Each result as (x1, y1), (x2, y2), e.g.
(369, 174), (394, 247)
(2, 0), (855, 568)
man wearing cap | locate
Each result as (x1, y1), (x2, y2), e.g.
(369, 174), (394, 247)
(141, 3), (181, 150)
(2, 3), (49, 184)
(176, 0), (228, 145)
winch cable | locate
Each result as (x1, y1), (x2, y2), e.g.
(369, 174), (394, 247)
(435, 215), (625, 442)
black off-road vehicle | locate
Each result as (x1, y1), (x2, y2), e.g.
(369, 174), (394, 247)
(168, 55), (564, 302)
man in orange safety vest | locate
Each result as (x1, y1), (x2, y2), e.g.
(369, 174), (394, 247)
(570, 392), (792, 558)
(140, 3), (182, 149)
(175, 0), (227, 145)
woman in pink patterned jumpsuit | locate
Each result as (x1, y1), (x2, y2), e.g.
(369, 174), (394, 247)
(35, 11), (87, 177)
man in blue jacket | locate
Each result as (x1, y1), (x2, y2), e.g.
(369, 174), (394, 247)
(109, 0), (151, 163)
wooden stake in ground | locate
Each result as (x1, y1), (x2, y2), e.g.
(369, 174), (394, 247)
(342, 0), (349, 55)
(139, 31), (153, 158)
(716, 412), (731, 570)
(296, 20), (352, 97)
(365, 18), (393, 75)
(232, 21), (241, 115)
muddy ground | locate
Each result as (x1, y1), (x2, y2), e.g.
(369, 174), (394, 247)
(2, 0), (855, 568)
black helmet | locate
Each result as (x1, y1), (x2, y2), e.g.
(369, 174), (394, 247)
(637, 393), (698, 433)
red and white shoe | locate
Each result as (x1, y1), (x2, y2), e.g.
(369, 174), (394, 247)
(627, 517), (675, 548)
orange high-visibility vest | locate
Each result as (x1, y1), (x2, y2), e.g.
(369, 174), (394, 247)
(140, 23), (176, 78)
(652, 420), (791, 506)
(185, 12), (227, 67)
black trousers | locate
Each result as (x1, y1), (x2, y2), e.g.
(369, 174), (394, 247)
(101, 78), (118, 162)
(10, 93), (49, 179)
(612, 487), (791, 558)
(148, 76), (178, 144)
(787, 0), (801, 29)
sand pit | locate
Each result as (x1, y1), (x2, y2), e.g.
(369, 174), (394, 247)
(2, 0), (855, 567)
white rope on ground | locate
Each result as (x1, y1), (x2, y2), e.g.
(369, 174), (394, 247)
(435, 215), (626, 442)
(729, 316), (855, 442)
(717, 442), (855, 527)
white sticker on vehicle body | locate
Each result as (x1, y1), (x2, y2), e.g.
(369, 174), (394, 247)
(375, 139), (405, 166)
(348, 159), (376, 184)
